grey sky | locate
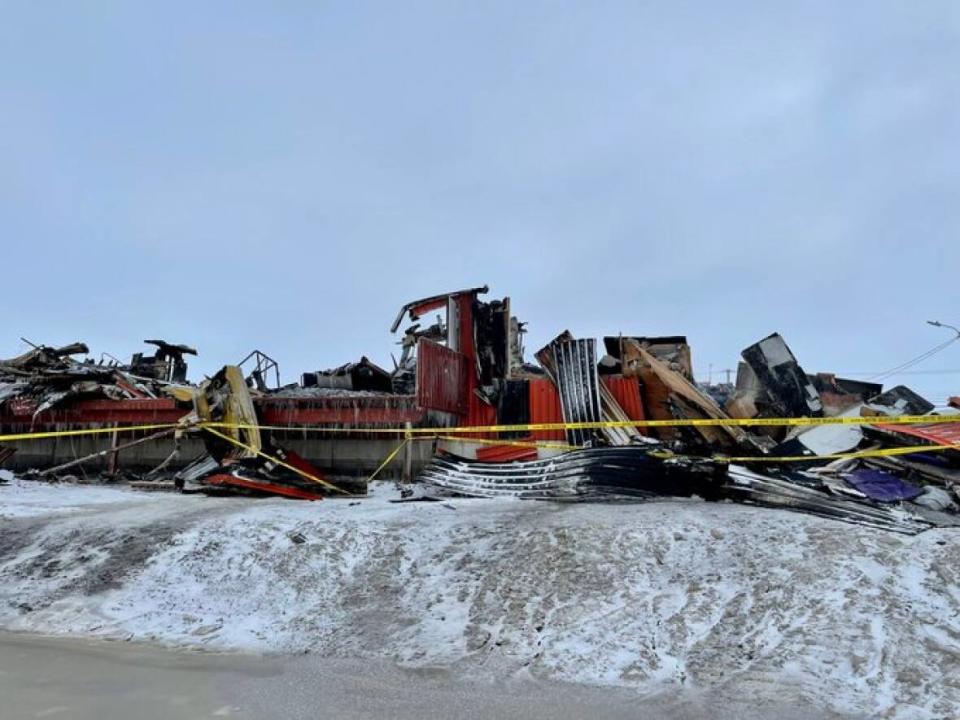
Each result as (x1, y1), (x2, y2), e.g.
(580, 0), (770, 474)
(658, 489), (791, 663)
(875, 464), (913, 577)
(2, 2), (958, 400)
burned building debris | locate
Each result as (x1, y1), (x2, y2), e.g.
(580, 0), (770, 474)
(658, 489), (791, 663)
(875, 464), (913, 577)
(1, 286), (959, 534)
(733, 332), (823, 422)
(130, 340), (197, 384)
(301, 357), (393, 394)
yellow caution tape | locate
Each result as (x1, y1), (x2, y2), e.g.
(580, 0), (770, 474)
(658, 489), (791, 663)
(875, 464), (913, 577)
(716, 442), (960, 464)
(1, 417), (958, 469)
(203, 413), (960, 436)
(0, 423), (184, 443)
(2, 415), (958, 444)
(365, 438), (410, 483)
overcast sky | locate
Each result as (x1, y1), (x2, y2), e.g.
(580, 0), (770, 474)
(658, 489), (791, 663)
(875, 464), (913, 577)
(2, 2), (958, 400)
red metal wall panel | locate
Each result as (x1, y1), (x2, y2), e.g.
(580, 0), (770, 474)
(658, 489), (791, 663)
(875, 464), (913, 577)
(416, 339), (469, 415)
(464, 394), (497, 439)
(602, 375), (648, 435)
(475, 444), (538, 462)
(2, 398), (187, 426)
(258, 396), (424, 427)
(873, 421), (960, 447)
(528, 378), (564, 441)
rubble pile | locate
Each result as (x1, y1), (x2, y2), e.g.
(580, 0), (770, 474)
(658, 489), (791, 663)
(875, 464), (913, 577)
(0, 339), (197, 417)
(415, 320), (960, 535)
(1, 286), (958, 534)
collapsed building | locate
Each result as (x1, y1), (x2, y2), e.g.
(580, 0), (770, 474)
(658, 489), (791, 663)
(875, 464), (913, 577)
(1, 286), (959, 533)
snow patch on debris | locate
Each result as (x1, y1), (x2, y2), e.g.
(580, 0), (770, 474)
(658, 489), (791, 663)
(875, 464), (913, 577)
(1, 481), (960, 718)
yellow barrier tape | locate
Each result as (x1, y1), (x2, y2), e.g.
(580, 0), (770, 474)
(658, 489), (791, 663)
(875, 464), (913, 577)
(366, 438), (409, 483)
(204, 414), (960, 436)
(716, 442), (960, 464)
(2, 417), (958, 469)
(0, 423), (184, 443)
(202, 426), (352, 496)
(2, 415), (958, 445)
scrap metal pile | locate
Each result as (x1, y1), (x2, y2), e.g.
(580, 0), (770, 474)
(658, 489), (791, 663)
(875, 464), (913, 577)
(416, 330), (960, 534)
(1, 286), (959, 535)
(0, 339), (197, 416)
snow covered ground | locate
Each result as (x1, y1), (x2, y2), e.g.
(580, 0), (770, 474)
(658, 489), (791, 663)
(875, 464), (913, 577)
(1, 477), (959, 718)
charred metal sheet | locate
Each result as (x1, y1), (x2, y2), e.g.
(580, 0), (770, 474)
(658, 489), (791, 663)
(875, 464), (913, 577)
(420, 451), (933, 533)
(808, 373), (875, 417)
(131, 340), (197, 384)
(832, 376), (883, 401)
(419, 446), (718, 499)
(537, 332), (637, 446)
(741, 333), (823, 418)
(302, 356), (393, 393)
(551, 338), (602, 446)
(1, 342), (89, 372)
(868, 385), (935, 415)
(726, 465), (930, 534)
(497, 379), (530, 439)
(473, 297), (511, 399)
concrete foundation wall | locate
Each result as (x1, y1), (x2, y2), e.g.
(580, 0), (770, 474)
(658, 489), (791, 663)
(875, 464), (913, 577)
(4, 434), (438, 480)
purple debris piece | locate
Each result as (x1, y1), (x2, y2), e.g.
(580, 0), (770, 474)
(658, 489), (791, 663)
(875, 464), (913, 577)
(844, 468), (922, 503)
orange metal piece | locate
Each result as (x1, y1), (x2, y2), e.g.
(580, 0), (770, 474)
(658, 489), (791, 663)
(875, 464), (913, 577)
(602, 375), (647, 435)
(475, 442), (538, 463)
(528, 378), (565, 442)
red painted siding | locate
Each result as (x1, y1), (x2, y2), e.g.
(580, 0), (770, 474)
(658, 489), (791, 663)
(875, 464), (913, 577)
(257, 397), (425, 427)
(475, 443), (539, 462)
(2, 398), (187, 425)
(602, 375), (648, 435)
(873, 421), (960, 447)
(416, 339), (469, 415)
(528, 378), (564, 441)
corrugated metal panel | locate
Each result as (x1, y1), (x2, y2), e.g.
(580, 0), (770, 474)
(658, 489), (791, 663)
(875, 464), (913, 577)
(552, 338), (602, 446)
(528, 378), (565, 441)
(258, 396), (424, 427)
(475, 444), (539, 462)
(464, 394), (497, 439)
(416, 339), (468, 415)
(2, 398), (187, 425)
(602, 376), (647, 435)
(418, 446), (706, 500)
(873, 421), (960, 447)
(496, 379), (529, 439)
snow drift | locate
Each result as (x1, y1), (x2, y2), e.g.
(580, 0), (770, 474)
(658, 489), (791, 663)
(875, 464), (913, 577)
(1, 478), (959, 718)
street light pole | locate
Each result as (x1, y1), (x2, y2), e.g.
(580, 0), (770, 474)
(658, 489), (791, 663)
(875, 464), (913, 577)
(927, 320), (960, 339)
